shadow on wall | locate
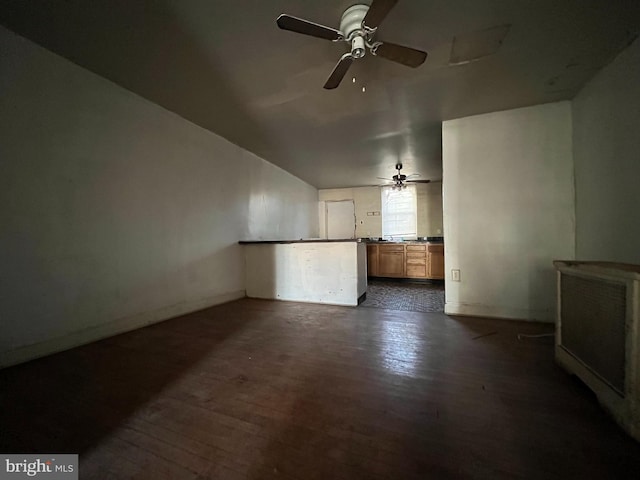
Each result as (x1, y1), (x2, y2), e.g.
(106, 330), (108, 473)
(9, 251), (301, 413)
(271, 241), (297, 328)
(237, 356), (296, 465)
(0, 0), (283, 161)
(527, 263), (556, 322)
(244, 245), (278, 300)
(0, 238), (244, 366)
(107, 242), (244, 317)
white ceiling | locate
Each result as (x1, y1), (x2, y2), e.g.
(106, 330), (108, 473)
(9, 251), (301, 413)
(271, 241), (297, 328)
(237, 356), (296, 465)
(1, 0), (638, 188)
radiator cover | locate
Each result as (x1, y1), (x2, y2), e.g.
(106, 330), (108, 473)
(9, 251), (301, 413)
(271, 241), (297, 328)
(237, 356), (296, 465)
(560, 274), (626, 393)
(555, 261), (640, 442)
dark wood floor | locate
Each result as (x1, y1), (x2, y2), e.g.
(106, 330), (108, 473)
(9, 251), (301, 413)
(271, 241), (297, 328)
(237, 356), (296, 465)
(1, 299), (639, 479)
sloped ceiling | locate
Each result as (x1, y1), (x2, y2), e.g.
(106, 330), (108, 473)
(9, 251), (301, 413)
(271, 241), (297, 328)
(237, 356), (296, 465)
(1, 0), (638, 188)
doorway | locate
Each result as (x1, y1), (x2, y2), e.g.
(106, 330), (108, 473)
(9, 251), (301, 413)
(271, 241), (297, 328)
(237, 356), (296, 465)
(326, 200), (356, 239)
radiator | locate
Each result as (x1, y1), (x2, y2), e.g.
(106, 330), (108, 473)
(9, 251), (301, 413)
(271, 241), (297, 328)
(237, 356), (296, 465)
(554, 261), (640, 442)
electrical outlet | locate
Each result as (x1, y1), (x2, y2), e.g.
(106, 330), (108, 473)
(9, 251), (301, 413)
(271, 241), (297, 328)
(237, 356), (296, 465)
(451, 269), (461, 282)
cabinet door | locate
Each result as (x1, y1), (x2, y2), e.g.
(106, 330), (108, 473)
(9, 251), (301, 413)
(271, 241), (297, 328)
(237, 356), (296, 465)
(427, 245), (445, 279)
(366, 244), (378, 277)
(378, 251), (405, 277)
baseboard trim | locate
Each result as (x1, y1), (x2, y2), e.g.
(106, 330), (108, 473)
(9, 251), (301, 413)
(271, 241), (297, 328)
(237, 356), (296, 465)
(444, 302), (553, 323)
(246, 294), (358, 307)
(0, 290), (246, 368)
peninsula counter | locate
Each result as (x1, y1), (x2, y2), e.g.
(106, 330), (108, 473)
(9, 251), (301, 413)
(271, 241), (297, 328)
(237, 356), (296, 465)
(239, 239), (367, 306)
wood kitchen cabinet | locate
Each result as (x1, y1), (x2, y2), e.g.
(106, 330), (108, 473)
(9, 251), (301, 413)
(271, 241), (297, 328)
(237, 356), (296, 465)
(378, 244), (405, 277)
(405, 244), (427, 279)
(367, 242), (444, 280)
(427, 244), (445, 279)
(366, 244), (378, 277)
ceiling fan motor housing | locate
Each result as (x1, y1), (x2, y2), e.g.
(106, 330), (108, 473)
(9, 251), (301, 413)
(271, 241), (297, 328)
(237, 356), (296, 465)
(351, 36), (366, 58)
(340, 4), (370, 57)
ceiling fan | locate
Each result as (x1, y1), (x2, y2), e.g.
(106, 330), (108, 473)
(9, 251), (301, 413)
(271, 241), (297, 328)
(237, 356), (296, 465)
(378, 163), (437, 188)
(276, 0), (428, 89)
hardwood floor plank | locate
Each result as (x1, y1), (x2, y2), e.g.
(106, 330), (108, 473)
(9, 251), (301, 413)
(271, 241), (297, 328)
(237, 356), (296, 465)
(1, 298), (639, 479)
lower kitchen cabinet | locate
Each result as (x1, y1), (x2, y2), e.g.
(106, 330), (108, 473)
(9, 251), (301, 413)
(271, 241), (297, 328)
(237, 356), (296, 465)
(367, 242), (444, 280)
(378, 244), (405, 277)
(366, 244), (378, 277)
(406, 244), (427, 279)
(427, 244), (445, 279)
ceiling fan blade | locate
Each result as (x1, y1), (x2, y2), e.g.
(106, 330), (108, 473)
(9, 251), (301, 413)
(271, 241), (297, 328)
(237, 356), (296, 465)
(324, 53), (354, 89)
(363, 0), (399, 29)
(374, 41), (428, 67)
(406, 179), (442, 184)
(276, 14), (342, 41)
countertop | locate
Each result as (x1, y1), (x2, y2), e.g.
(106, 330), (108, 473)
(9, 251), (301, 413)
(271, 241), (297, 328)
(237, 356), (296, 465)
(239, 238), (444, 245)
(239, 239), (359, 244)
(363, 236), (444, 244)
(365, 241), (443, 245)
(364, 240), (444, 245)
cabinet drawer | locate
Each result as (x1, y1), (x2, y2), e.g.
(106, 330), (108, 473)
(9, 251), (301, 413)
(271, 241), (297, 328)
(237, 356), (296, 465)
(406, 254), (426, 265)
(378, 244), (404, 252)
(427, 244), (444, 253)
(406, 245), (426, 251)
(406, 264), (427, 278)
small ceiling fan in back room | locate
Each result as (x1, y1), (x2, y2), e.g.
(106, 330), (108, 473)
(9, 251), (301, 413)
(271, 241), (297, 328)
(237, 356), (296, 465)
(276, 0), (428, 89)
(378, 163), (439, 189)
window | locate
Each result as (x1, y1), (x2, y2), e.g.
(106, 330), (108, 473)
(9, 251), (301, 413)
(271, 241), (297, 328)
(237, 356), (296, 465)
(381, 185), (417, 239)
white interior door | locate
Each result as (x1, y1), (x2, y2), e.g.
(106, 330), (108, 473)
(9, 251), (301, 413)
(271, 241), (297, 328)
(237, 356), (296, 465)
(326, 200), (356, 239)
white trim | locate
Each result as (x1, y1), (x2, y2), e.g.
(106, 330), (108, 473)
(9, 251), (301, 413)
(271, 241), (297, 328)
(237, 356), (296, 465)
(0, 290), (245, 368)
(246, 295), (358, 307)
(444, 302), (554, 322)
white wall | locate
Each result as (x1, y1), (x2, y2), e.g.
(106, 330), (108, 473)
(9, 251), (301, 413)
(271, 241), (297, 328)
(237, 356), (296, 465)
(244, 242), (365, 306)
(319, 184), (443, 239)
(573, 37), (640, 265)
(0, 27), (318, 366)
(416, 183), (444, 237)
(442, 102), (575, 322)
